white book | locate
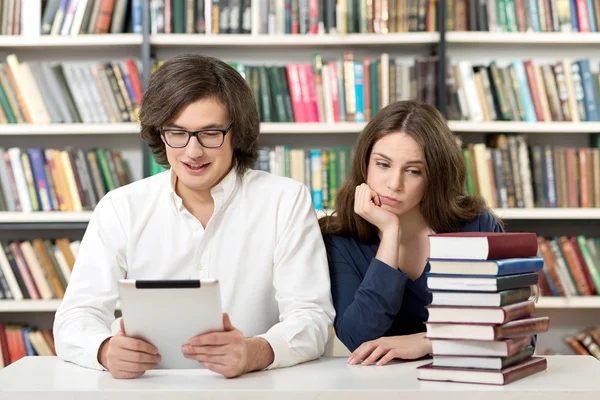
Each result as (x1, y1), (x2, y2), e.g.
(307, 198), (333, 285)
(20, 241), (53, 300)
(458, 60), (484, 122)
(0, 244), (23, 300)
(7, 148), (32, 213)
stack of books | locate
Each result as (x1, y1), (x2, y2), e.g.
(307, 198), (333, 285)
(417, 232), (551, 385)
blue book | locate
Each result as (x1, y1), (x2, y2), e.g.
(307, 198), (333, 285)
(578, 59), (599, 121)
(511, 61), (537, 122)
(427, 257), (544, 276)
(21, 328), (37, 356)
(354, 62), (365, 122)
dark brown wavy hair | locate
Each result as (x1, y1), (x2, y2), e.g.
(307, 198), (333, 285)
(319, 100), (501, 242)
(139, 54), (260, 174)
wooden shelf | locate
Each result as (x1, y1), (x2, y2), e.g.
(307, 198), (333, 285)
(261, 122), (365, 134)
(150, 33), (440, 47)
(446, 32), (600, 44)
(0, 212), (92, 223)
(536, 297), (600, 309)
(0, 210), (597, 224)
(0, 123), (140, 135)
(493, 208), (600, 220)
(0, 300), (63, 312)
(1, 122), (598, 135)
(448, 121), (600, 133)
(1, 297), (598, 312)
(0, 300), (121, 312)
(0, 34), (142, 48)
(0, 123), (364, 135)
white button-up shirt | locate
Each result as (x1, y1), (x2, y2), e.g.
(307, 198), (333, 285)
(53, 167), (335, 371)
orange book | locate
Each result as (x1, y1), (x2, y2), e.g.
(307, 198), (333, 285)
(94, 0), (116, 34)
(559, 236), (591, 296)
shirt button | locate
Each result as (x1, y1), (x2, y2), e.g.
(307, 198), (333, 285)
(196, 265), (203, 270)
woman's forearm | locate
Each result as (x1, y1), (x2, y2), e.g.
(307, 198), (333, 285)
(375, 227), (401, 270)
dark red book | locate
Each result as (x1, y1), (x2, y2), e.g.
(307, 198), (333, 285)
(417, 356), (547, 385)
(428, 232), (538, 260)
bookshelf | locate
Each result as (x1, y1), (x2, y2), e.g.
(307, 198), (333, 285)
(149, 33), (441, 47)
(0, 212), (92, 223)
(446, 32), (600, 44)
(0, 0), (599, 361)
(0, 34), (143, 48)
(494, 208), (600, 220)
(0, 123), (140, 135)
(445, 0), (600, 356)
(2, 296), (600, 313)
(260, 122), (365, 134)
(448, 121), (600, 133)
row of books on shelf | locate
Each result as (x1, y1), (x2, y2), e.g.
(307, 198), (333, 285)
(0, 237), (77, 301)
(0, 0), (23, 36)
(254, 145), (354, 210)
(0, 55), (143, 125)
(448, 0), (600, 33)
(41, 0), (143, 36)
(537, 236), (600, 297)
(0, 231), (600, 302)
(420, 231), (549, 385)
(0, 325), (56, 369)
(448, 58), (600, 123)
(458, 134), (600, 209)
(148, 0), (436, 35)
(566, 326), (600, 358)
(0, 146), (132, 213)
(214, 53), (437, 124)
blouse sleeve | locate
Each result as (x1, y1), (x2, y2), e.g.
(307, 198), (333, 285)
(324, 237), (410, 352)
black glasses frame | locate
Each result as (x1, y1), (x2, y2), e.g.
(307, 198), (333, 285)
(159, 122), (233, 148)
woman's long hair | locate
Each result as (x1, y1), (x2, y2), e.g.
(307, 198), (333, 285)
(319, 100), (500, 242)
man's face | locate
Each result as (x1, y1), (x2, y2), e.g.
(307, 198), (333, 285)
(162, 97), (234, 195)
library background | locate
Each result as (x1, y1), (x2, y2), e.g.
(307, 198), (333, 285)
(0, 0), (599, 367)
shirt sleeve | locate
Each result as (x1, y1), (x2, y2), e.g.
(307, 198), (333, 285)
(325, 238), (410, 352)
(53, 192), (128, 371)
(256, 183), (335, 369)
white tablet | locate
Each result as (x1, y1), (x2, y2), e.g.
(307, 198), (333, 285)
(118, 279), (224, 369)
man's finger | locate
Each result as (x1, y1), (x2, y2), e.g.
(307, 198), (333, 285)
(184, 354), (228, 365)
(114, 359), (158, 373)
(223, 312), (234, 331)
(118, 337), (159, 355)
(182, 344), (228, 356)
(189, 332), (233, 346)
(120, 318), (126, 335)
(112, 370), (145, 380)
(116, 349), (161, 364)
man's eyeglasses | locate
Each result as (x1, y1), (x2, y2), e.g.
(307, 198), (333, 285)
(159, 122), (233, 148)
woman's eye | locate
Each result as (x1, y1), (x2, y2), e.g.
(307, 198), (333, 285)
(408, 169), (422, 175)
(375, 162), (390, 168)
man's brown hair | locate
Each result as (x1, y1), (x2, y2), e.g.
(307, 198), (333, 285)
(140, 54), (260, 173)
(320, 100), (501, 242)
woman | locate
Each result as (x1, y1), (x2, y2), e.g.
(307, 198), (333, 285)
(320, 100), (504, 367)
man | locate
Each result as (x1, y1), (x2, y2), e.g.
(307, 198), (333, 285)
(53, 54), (335, 379)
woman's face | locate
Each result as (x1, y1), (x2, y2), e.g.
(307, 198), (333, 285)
(366, 132), (428, 218)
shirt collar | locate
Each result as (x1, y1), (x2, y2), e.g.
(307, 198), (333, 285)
(168, 166), (239, 214)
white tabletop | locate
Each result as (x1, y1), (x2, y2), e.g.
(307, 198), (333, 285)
(0, 355), (599, 400)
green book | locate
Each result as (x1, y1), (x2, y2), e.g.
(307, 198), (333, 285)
(462, 148), (475, 196)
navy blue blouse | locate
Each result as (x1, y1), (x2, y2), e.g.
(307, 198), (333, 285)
(324, 210), (504, 352)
